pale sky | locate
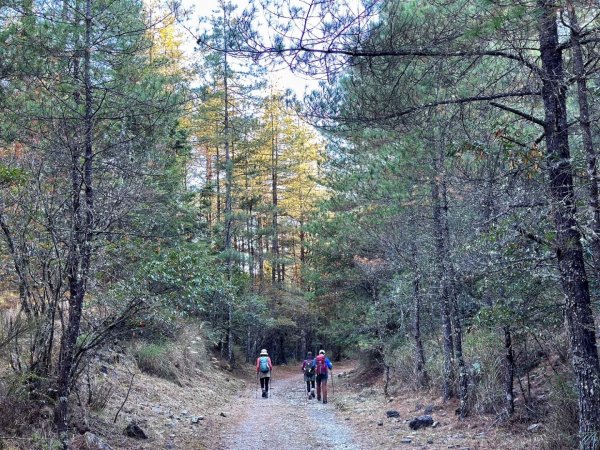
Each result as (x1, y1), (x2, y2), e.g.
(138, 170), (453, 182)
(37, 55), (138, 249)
(177, 0), (320, 97)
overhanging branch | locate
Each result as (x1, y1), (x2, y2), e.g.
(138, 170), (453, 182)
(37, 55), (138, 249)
(490, 102), (546, 127)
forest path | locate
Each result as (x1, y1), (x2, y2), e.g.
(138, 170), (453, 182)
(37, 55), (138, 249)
(216, 362), (362, 450)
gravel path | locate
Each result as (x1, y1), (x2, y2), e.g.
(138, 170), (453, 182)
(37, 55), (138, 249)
(218, 367), (361, 450)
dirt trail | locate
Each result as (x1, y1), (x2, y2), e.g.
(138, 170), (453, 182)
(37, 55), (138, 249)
(217, 363), (362, 450)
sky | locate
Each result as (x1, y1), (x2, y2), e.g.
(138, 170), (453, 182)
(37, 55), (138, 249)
(177, 0), (320, 97)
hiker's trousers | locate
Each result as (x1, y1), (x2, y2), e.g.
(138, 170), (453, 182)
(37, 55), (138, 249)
(260, 376), (270, 392)
(316, 374), (328, 401)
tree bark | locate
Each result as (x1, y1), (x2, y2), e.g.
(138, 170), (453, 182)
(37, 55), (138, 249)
(55, 0), (94, 436)
(222, 5), (235, 364)
(411, 269), (429, 388)
(504, 326), (515, 416)
(538, 2), (600, 446)
(431, 146), (455, 401)
(270, 98), (280, 284)
(566, 3), (600, 275)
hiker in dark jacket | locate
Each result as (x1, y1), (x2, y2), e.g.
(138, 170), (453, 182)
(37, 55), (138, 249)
(301, 351), (316, 399)
(314, 349), (333, 403)
(256, 349), (273, 398)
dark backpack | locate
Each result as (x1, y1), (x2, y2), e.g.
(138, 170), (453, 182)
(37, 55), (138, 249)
(315, 354), (328, 375)
(259, 356), (270, 373)
(304, 360), (315, 377)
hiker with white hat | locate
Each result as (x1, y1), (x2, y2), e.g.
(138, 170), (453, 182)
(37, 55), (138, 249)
(314, 349), (333, 403)
(256, 349), (273, 398)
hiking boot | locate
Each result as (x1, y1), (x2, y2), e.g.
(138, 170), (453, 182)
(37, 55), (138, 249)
(323, 400), (327, 404)
(317, 396), (321, 401)
(261, 390), (266, 398)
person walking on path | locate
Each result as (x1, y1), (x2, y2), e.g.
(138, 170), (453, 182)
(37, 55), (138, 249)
(314, 349), (333, 404)
(301, 351), (316, 400)
(256, 349), (273, 398)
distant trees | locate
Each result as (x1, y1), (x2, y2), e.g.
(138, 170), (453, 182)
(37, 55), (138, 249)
(195, 2), (324, 363)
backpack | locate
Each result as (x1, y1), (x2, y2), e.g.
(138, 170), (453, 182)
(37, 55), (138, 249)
(259, 356), (270, 373)
(315, 354), (328, 375)
(304, 360), (315, 377)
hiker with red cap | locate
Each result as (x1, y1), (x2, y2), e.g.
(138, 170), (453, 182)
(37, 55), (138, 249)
(313, 349), (333, 404)
(256, 349), (273, 398)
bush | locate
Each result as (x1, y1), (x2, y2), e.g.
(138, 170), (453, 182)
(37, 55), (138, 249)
(543, 373), (579, 450)
(133, 342), (179, 382)
(132, 324), (209, 383)
(0, 372), (55, 447)
(385, 341), (424, 392)
(464, 330), (506, 415)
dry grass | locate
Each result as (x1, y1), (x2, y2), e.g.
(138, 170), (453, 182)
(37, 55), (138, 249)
(331, 362), (548, 450)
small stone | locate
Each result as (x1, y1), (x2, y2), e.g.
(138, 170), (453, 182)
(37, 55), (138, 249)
(427, 439), (434, 444)
(124, 422), (147, 440)
(181, 410), (188, 416)
(386, 410), (400, 418)
(378, 421), (384, 426)
(401, 438), (412, 444)
(527, 423), (542, 432)
(432, 421), (440, 428)
(220, 412), (227, 417)
(409, 415), (434, 430)
(191, 416), (204, 424)
(83, 432), (113, 450)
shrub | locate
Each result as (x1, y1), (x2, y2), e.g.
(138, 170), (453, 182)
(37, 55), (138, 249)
(543, 373), (578, 450)
(464, 329), (506, 415)
(0, 372), (55, 446)
(132, 324), (209, 383)
(133, 342), (179, 382)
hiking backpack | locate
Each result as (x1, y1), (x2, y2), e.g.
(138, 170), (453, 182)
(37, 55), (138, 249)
(304, 360), (315, 377)
(259, 356), (270, 373)
(315, 354), (328, 375)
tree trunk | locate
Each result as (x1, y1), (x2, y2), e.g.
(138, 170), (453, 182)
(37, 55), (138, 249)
(504, 326), (515, 416)
(411, 270), (429, 388)
(215, 146), (221, 223)
(431, 148), (455, 401)
(257, 216), (264, 290)
(271, 106), (279, 284)
(538, 3), (600, 446)
(566, 3), (600, 275)
(222, 6), (235, 364)
(55, 0), (94, 436)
